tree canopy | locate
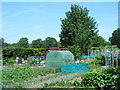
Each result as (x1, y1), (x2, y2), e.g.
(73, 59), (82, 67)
(44, 37), (57, 48)
(31, 38), (43, 48)
(17, 37), (29, 48)
(59, 4), (100, 57)
(109, 28), (120, 48)
(0, 38), (10, 48)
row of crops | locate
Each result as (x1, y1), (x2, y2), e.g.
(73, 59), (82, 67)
(43, 67), (120, 89)
(1, 51), (120, 89)
(2, 64), (120, 89)
(2, 66), (60, 88)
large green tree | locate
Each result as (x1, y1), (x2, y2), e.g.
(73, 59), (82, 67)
(0, 38), (10, 48)
(44, 37), (57, 48)
(59, 4), (99, 57)
(17, 37), (29, 48)
(92, 36), (106, 47)
(109, 28), (120, 48)
(31, 38), (43, 48)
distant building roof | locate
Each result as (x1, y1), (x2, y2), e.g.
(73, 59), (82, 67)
(48, 47), (61, 50)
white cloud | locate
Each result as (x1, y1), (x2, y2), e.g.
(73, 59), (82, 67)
(3, 7), (43, 20)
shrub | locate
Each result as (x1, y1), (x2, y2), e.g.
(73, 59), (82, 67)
(2, 67), (60, 86)
(3, 47), (46, 60)
(3, 58), (16, 65)
(80, 67), (120, 89)
(27, 59), (40, 65)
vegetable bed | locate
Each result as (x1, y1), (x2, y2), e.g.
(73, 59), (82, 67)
(43, 67), (120, 89)
(2, 67), (60, 87)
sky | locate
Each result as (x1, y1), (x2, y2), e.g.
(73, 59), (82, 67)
(2, 2), (118, 44)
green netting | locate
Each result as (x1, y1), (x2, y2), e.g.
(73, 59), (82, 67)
(61, 64), (89, 73)
(45, 51), (75, 68)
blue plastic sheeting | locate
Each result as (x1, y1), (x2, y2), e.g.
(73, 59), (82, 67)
(82, 55), (95, 57)
(61, 64), (89, 73)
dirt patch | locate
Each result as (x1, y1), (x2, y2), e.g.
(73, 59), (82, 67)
(68, 76), (82, 83)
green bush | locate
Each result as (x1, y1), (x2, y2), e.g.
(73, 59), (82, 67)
(80, 67), (120, 89)
(90, 46), (105, 50)
(3, 47), (46, 60)
(27, 59), (40, 65)
(3, 58), (16, 65)
(2, 67), (60, 86)
(43, 80), (72, 88)
(89, 60), (104, 66)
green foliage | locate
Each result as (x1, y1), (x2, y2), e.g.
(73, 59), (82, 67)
(94, 60), (104, 65)
(68, 45), (81, 60)
(103, 67), (120, 76)
(109, 28), (120, 48)
(3, 47), (45, 61)
(43, 81), (72, 88)
(57, 42), (62, 47)
(59, 4), (102, 57)
(31, 38), (43, 48)
(27, 59), (40, 65)
(80, 67), (120, 89)
(95, 56), (104, 65)
(73, 79), (81, 86)
(92, 36), (107, 47)
(17, 37), (29, 48)
(90, 46), (105, 50)
(33, 48), (46, 56)
(3, 58), (16, 65)
(2, 67), (60, 87)
(89, 60), (104, 66)
(43, 68), (120, 89)
(88, 65), (102, 72)
(0, 37), (10, 47)
(44, 37), (57, 48)
(13, 83), (23, 88)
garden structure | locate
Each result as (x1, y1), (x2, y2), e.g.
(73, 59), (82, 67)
(101, 46), (120, 67)
(45, 51), (75, 68)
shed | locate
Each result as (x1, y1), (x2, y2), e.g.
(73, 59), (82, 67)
(45, 51), (75, 68)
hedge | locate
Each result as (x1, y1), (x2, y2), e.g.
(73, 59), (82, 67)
(3, 47), (46, 60)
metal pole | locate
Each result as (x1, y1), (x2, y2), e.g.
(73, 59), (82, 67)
(88, 49), (89, 62)
(105, 46), (107, 66)
(111, 45), (114, 67)
(116, 50), (118, 67)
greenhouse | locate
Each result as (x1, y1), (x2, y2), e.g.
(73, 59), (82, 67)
(45, 51), (75, 68)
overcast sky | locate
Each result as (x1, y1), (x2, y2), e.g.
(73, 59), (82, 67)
(2, 2), (118, 43)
